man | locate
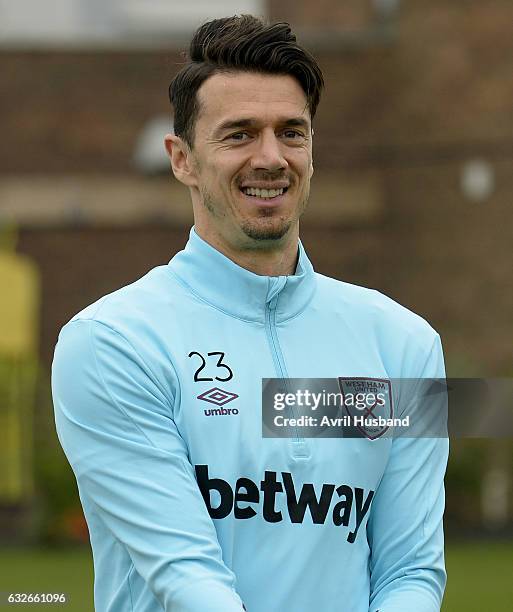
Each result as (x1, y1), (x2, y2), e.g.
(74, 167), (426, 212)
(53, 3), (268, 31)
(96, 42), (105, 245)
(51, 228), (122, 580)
(52, 15), (448, 612)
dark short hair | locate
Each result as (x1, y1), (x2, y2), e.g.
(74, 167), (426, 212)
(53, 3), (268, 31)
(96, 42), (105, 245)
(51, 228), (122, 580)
(169, 15), (324, 148)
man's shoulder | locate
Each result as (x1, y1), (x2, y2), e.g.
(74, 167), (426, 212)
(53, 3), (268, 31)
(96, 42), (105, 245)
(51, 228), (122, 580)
(62, 264), (175, 333)
(314, 272), (438, 341)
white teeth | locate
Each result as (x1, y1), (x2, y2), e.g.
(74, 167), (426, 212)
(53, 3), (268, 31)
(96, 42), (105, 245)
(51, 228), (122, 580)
(243, 187), (285, 198)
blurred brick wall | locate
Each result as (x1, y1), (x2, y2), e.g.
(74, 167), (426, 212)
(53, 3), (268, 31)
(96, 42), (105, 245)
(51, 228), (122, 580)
(0, 51), (174, 174)
(2, 0), (513, 374)
(269, 0), (375, 30)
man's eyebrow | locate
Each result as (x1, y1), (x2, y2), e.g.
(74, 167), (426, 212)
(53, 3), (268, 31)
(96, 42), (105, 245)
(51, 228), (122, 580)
(213, 118), (255, 136)
(212, 116), (310, 137)
(281, 117), (310, 130)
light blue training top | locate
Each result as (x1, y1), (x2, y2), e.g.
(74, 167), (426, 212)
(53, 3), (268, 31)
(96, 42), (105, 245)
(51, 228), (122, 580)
(52, 227), (448, 612)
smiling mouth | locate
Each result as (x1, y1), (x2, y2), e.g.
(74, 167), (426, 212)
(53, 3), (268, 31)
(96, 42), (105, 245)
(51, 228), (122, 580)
(240, 186), (289, 200)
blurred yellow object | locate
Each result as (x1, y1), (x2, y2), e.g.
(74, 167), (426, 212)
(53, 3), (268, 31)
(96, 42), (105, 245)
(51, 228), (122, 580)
(0, 244), (40, 504)
(0, 252), (39, 357)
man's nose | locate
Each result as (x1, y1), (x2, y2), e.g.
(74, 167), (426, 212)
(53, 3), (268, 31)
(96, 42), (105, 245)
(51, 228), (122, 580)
(250, 130), (288, 172)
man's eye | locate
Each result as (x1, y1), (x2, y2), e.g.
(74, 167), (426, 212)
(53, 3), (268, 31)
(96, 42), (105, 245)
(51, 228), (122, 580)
(283, 130), (304, 139)
(228, 132), (250, 141)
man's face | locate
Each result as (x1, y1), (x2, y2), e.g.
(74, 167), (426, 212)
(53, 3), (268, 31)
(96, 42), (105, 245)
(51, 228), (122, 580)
(175, 71), (314, 250)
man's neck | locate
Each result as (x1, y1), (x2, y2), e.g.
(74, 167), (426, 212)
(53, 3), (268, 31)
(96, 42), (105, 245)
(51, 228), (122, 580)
(194, 227), (299, 277)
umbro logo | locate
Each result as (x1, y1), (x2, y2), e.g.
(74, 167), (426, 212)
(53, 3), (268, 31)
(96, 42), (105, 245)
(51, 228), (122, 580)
(197, 387), (240, 417)
(197, 387), (238, 406)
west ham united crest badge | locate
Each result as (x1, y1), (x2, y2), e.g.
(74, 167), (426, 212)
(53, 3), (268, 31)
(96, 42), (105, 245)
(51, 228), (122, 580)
(337, 377), (394, 440)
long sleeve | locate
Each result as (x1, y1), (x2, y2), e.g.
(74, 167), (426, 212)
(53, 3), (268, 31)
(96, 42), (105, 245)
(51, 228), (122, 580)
(52, 318), (245, 612)
(367, 334), (449, 612)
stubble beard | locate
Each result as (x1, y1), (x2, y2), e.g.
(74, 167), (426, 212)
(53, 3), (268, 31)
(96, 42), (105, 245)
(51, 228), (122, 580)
(200, 184), (310, 244)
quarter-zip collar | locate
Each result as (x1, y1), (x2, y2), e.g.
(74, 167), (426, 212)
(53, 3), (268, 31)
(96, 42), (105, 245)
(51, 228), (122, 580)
(168, 227), (316, 324)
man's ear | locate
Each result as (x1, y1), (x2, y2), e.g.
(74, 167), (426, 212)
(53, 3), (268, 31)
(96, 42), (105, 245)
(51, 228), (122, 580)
(164, 134), (198, 187)
(310, 127), (315, 178)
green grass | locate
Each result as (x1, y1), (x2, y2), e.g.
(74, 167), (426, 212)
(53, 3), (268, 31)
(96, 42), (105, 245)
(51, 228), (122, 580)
(0, 541), (512, 610)
(442, 541), (513, 612)
(0, 547), (93, 611)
